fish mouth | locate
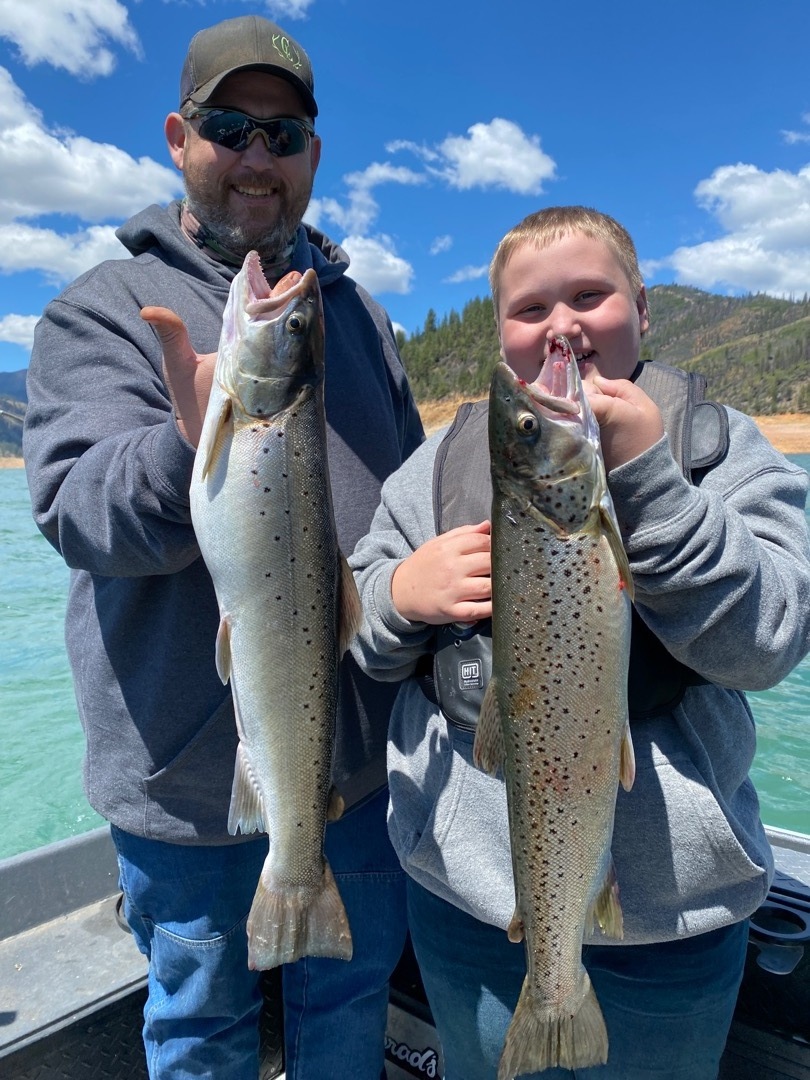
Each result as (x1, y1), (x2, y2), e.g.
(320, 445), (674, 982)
(521, 335), (584, 421)
(241, 252), (319, 322)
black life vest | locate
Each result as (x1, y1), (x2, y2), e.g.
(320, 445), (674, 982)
(417, 360), (730, 731)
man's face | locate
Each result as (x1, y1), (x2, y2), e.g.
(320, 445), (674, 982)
(497, 232), (649, 387)
(166, 70), (321, 262)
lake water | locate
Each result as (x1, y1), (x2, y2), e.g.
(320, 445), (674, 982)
(1, 460), (809, 861)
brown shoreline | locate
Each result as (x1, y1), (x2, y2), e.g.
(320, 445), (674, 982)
(2, 413), (809, 468)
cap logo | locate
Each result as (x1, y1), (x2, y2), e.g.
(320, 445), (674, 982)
(272, 33), (303, 71)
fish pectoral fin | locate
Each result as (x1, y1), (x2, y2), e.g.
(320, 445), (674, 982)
(200, 395), (233, 480)
(326, 786), (345, 822)
(588, 856), (624, 939)
(620, 720), (636, 791)
(473, 679), (505, 775)
(247, 858), (353, 970)
(215, 616), (232, 684)
(227, 742), (267, 836)
(338, 554), (363, 655)
(600, 505), (635, 602)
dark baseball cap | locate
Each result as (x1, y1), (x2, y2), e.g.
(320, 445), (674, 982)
(180, 15), (318, 118)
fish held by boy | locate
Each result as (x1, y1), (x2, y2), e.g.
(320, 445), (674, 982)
(189, 253), (359, 970)
(475, 336), (635, 1076)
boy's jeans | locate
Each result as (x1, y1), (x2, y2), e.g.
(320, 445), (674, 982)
(112, 787), (405, 1079)
(407, 877), (748, 1080)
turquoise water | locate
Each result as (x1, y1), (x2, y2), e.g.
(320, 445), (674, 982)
(1, 460), (809, 861)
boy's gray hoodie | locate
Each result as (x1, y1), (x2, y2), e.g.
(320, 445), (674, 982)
(350, 407), (810, 944)
(24, 201), (424, 843)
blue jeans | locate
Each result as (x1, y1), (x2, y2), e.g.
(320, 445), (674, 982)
(406, 878), (748, 1080)
(112, 787), (406, 1079)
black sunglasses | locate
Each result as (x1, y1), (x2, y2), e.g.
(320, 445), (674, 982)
(186, 108), (314, 156)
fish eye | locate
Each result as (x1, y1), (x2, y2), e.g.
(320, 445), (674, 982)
(517, 411), (538, 435)
(286, 313), (304, 333)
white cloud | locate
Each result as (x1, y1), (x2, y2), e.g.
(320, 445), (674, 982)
(435, 119), (556, 195)
(311, 162), (425, 236)
(0, 312), (38, 348)
(430, 234), (453, 255)
(340, 235), (414, 295)
(0, 68), (181, 277)
(0, 222), (128, 282)
(0, 0), (140, 77)
(658, 162), (810, 297)
(259, 0), (317, 19)
(444, 264), (489, 284)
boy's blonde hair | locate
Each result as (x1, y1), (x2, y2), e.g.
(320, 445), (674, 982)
(489, 206), (644, 317)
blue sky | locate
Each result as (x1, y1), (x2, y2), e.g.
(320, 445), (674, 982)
(1, 0), (809, 374)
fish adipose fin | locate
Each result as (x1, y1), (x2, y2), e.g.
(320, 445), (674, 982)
(498, 972), (608, 1079)
(338, 554), (362, 655)
(227, 741), (267, 835)
(247, 858), (353, 970)
(474, 679), (506, 774)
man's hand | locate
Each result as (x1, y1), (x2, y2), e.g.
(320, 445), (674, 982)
(392, 521), (492, 624)
(141, 307), (215, 449)
(585, 376), (665, 472)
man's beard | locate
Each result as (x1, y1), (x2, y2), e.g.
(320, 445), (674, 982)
(183, 168), (312, 263)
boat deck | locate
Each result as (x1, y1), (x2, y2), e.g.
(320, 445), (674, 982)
(1, 826), (808, 1079)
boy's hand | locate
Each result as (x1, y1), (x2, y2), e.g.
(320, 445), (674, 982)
(392, 521), (492, 625)
(585, 376), (664, 471)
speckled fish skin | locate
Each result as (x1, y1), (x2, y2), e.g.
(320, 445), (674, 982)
(190, 253), (358, 971)
(475, 340), (635, 1077)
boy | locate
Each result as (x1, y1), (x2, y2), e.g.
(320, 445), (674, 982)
(350, 207), (810, 1079)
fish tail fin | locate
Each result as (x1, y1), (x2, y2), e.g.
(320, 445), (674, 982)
(497, 974), (608, 1079)
(247, 858), (353, 970)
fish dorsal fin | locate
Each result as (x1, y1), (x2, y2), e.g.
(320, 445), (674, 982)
(338, 555), (362, 656)
(200, 394), (233, 480)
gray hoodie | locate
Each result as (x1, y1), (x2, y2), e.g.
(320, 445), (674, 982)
(24, 201), (424, 843)
(349, 408), (810, 944)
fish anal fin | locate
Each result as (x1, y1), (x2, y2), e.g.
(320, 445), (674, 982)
(214, 615), (232, 685)
(200, 395), (233, 480)
(497, 972), (608, 1078)
(507, 910), (525, 943)
(620, 720), (636, 791)
(247, 858), (353, 970)
(227, 741), (266, 836)
(338, 554), (362, 655)
(473, 679), (505, 775)
(587, 856), (624, 939)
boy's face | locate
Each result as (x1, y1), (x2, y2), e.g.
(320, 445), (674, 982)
(497, 231), (649, 386)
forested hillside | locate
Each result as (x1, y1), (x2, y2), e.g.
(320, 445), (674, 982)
(398, 285), (810, 414)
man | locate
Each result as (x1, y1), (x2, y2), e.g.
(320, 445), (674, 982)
(23, 15), (423, 1079)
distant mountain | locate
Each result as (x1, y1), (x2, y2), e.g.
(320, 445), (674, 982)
(398, 285), (810, 415)
(0, 372), (26, 455)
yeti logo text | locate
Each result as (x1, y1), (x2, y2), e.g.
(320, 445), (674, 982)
(459, 659), (483, 691)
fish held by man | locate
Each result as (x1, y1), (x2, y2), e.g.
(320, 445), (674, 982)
(189, 252), (359, 970)
(474, 336), (635, 1077)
